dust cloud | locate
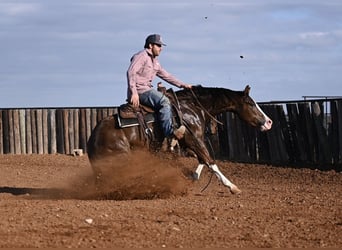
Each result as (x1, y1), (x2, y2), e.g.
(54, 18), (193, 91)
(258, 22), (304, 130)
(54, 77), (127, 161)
(60, 150), (191, 200)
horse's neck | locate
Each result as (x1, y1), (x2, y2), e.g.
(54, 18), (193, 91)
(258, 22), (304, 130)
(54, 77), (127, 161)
(196, 89), (237, 115)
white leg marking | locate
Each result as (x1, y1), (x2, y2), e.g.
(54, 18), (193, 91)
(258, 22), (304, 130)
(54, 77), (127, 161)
(193, 164), (204, 180)
(209, 164), (241, 194)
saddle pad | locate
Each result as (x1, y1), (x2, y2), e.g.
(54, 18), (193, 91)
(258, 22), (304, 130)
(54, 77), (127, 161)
(116, 113), (155, 128)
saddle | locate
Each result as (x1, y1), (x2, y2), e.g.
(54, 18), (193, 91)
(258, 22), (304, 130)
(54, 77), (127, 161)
(119, 103), (154, 119)
(116, 103), (155, 128)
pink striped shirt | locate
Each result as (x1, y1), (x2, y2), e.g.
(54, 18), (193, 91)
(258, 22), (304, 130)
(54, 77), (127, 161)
(127, 49), (186, 100)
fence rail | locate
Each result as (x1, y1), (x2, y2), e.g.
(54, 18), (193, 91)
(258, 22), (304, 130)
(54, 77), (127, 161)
(1, 99), (341, 170)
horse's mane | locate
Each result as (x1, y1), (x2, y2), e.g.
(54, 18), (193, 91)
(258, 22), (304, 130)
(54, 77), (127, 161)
(172, 85), (243, 102)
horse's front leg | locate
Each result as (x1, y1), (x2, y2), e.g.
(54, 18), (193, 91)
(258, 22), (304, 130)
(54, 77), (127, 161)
(184, 133), (241, 194)
(194, 163), (241, 194)
(208, 164), (241, 194)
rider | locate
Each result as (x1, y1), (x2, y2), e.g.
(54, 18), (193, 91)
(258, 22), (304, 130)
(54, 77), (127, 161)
(127, 34), (192, 142)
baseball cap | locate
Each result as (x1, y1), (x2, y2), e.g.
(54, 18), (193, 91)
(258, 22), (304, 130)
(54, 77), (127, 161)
(145, 34), (167, 47)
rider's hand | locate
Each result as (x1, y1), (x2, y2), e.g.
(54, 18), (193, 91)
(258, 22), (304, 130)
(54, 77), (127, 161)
(130, 94), (140, 108)
(182, 84), (192, 89)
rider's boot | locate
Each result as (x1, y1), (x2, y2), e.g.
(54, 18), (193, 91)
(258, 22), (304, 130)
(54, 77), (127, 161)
(173, 125), (186, 139)
(161, 125), (185, 152)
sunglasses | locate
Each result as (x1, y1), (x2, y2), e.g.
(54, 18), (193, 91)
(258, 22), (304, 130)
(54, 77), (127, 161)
(153, 43), (162, 48)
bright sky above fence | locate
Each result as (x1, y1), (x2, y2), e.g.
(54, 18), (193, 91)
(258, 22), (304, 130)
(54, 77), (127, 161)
(0, 0), (341, 108)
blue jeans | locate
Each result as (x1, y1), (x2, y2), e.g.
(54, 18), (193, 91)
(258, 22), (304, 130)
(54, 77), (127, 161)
(139, 89), (173, 137)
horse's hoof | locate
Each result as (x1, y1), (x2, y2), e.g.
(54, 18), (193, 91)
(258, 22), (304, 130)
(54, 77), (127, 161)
(192, 172), (200, 180)
(230, 185), (242, 195)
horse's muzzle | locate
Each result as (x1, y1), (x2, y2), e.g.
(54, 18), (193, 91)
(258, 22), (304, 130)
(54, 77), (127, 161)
(260, 117), (273, 131)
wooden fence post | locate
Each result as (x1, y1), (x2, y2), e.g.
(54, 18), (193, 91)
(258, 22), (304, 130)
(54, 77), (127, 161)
(63, 109), (70, 155)
(91, 108), (97, 131)
(311, 101), (332, 164)
(74, 109), (79, 150)
(31, 109), (37, 154)
(42, 109), (48, 154)
(48, 109), (57, 154)
(19, 109), (26, 154)
(86, 108), (91, 144)
(36, 109), (43, 154)
(68, 109), (75, 154)
(26, 109), (32, 154)
(79, 109), (87, 151)
(0, 110), (3, 154)
(56, 109), (64, 154)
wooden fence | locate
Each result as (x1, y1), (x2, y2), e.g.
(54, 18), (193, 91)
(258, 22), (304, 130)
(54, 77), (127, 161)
(0, 99), (341, 170)
(0, 107), (117, 155)
(214, 99), (342, 169)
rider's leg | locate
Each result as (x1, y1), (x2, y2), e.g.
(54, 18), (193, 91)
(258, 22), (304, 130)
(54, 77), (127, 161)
(139, 89), (185, 139)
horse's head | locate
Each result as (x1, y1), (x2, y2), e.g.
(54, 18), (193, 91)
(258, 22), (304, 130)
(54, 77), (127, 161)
(233, 85), (272, 131)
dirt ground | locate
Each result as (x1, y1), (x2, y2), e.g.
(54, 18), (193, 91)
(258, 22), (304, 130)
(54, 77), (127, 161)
(0, 152), (341, 248)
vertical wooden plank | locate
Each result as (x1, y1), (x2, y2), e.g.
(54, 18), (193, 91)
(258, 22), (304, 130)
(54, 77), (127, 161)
(298, 103), (315, 162)
(107, 108), (114, 117)
(31, 109), (37, 154)
(8, 110), (14, 154)
(13, 109), (21, 154)
(0, 110), (3, 154)
(338, 100), (342, 163)
(19, 109), (26, 154)
(311, 101), (332, 164)
(85, 108), (91, 144)
(2, 110), (10, 154)
(48, 109), (57, 154)
(26, 109), (32, 154)
(56, 109), (65, 154)
(242, 122), (257, 161)
(97, 108), (103, 123)
(331, 101), (338, 163)
(261, 105), (282, 163)
(274, 104), (291, 162)
(79, 108), (87, 151)
(74, 109), (79, 150)
(42, 109), (48, 154)
(102, 109), (108, 120)
(63, 109), (70, 155)
(267, 104), (289, 163)
(36, 109), (43, 154)
(286, 104), (304, 162)
(68, 109), (75, 153)
(91, 108), (97, 130)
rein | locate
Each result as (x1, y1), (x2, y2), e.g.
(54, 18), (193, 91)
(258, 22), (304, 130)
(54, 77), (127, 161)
(189, 88), (223, 126)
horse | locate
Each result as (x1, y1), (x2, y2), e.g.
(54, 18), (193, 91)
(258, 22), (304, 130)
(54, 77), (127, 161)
(87, 85), (272, 194)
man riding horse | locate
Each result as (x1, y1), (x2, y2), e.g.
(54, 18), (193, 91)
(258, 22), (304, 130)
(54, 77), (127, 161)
(127, 34), (192, 148)
(86, 34), (273, 195)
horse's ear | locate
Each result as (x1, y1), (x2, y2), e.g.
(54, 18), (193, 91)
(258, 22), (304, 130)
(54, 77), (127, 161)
(244, 85), (251, 96)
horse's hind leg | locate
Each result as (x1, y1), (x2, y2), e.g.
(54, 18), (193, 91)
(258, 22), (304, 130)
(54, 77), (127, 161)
(209, 164), (241, 194)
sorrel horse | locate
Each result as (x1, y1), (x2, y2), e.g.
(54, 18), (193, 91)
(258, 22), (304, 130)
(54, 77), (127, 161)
(87, 85), (272, 194)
